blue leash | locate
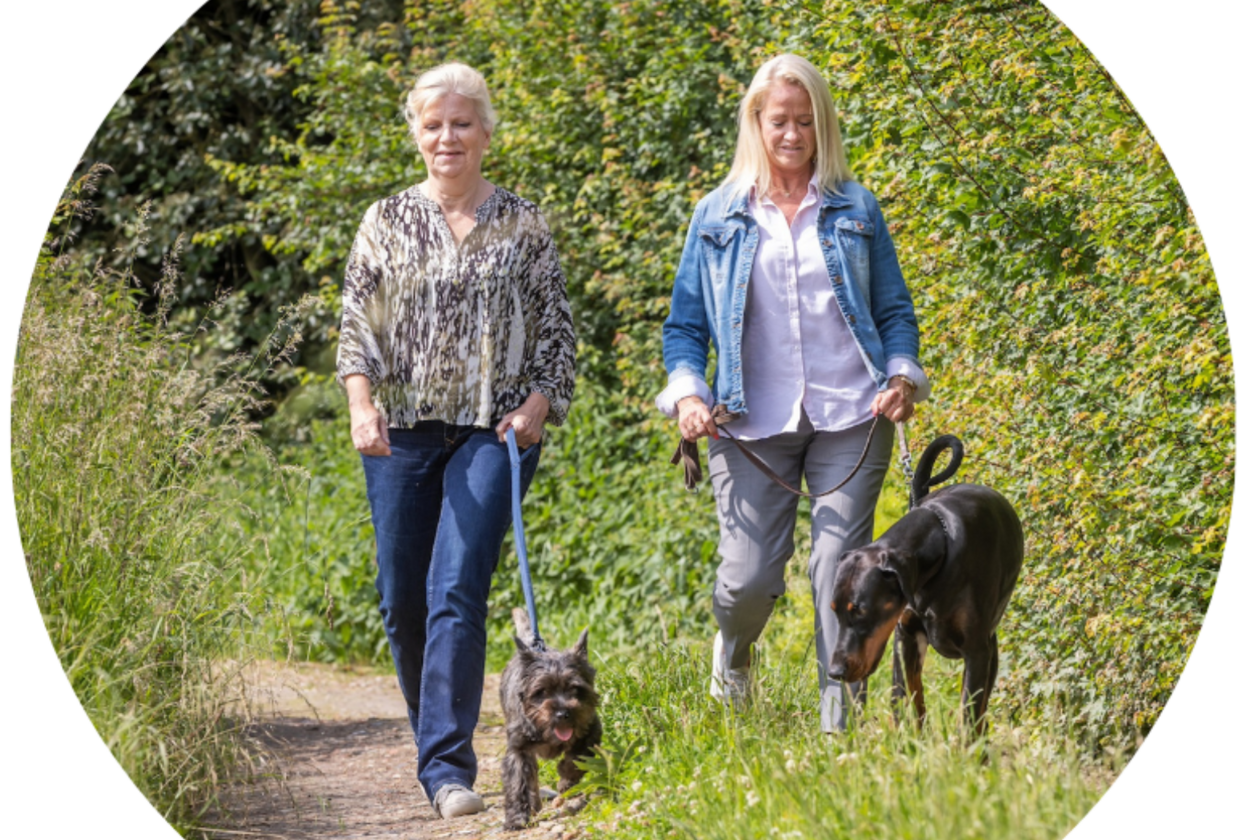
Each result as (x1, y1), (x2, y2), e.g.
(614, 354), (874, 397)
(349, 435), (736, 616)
(505, 427), (545, 651)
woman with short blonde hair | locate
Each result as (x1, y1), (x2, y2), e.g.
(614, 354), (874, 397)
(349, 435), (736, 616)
(338, 61), (574, 820)
(402, 61), (498, 139)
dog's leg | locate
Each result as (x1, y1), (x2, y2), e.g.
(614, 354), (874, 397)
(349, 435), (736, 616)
(960, 636), (996, 739)
(526, 752), (543, 820)
(891, 613), (927, 729)
(556, 750), (583, 795)
(978, 632), (1000, 739)
(986, 632), (1000, 705)
(557, 716), (602, 794)
(890, 626), (905, 722)
(502, 749), (540, 831)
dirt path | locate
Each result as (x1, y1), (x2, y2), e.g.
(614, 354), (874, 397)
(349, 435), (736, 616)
(201, 662), (589, 840)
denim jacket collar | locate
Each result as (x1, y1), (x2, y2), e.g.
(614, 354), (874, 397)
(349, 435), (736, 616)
(724, 188), (752, 219)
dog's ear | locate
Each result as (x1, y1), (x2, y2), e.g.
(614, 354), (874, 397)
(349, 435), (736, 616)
(879, 549), (919, 605)
(513, 633), (534, 655)
(570, 628), (589, 659)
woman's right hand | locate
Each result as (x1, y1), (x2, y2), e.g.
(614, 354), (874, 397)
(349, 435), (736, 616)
(677, 395), (718, 442)
(344, 373), (391, 456)
(351, 404), (391, 455)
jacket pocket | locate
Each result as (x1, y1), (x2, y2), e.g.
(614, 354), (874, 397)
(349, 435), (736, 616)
(834, 217), (874, 298)
(698, 224), (743, 284)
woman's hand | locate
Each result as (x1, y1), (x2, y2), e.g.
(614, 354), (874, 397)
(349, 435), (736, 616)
(871, 376), (916, 423)
(344, 374), (391, 456)
(497, 392), (550, 448)
(677, 395), (718, 441)
(350, 403), (391, 456)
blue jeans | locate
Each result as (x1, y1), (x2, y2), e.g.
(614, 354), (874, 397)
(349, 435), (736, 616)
(362, 423), (541, 800)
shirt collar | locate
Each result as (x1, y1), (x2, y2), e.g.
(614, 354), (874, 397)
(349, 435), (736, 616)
(749, 173), (823, 217)
(725, 175), (854, 218)
(751, 172), (820, 204)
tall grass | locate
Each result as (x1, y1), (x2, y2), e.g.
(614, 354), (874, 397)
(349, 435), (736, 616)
(574, 636), (1113, 839)
(12, 166), (302, 830)
(511, 472), (1112, 839)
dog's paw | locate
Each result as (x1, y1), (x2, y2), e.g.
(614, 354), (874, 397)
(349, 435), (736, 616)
(550, 794), (587, 815)
(502, 815), (529, 832)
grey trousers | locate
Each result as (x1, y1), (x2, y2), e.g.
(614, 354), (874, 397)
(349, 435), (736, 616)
(707, 413), (894, 731)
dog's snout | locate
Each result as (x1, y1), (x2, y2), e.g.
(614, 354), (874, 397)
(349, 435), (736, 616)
(827, 650), (848, 681)
(554, 709), (570, 721)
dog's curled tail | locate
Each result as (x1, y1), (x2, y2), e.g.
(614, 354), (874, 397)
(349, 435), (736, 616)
(910, 434), (964, 506)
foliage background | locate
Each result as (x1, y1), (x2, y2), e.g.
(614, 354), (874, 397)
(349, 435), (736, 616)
(26, 0), (1231, 808)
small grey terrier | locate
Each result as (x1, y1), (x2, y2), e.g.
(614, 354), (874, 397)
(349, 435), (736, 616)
(499, 608), (601, 831)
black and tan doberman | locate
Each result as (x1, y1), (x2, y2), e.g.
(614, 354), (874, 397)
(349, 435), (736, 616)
(827, 436), (1023, 734)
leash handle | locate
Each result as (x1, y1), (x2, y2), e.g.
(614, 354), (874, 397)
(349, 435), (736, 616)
(505, 427), (545, 651)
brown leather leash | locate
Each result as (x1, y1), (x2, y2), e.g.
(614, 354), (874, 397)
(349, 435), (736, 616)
(670, 408), (882, 498)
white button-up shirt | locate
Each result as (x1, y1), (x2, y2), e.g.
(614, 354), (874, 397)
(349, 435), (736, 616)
(726, 179), (878, 440)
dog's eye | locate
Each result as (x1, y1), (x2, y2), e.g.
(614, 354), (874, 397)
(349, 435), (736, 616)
(530, 689), (546, 702)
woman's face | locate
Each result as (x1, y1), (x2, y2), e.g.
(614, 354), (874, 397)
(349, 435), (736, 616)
(760, 80), (816, 180)
(417, 93), (491, 182)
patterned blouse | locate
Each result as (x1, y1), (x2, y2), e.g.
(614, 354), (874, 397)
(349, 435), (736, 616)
(336, 185), (576, 428)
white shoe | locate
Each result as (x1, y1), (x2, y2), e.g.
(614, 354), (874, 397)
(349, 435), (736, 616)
(709, 631), (750, 708)
(433, 784), (485, 819)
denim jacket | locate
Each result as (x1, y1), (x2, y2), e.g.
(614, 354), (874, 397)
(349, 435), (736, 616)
(660, 180), (928, 417)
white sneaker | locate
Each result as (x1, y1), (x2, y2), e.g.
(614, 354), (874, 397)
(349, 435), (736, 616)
(433, 784), (485, 819)
(709, 631), (750, 708)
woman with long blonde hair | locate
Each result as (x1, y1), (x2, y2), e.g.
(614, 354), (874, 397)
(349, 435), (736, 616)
(659, 53), (928, 731)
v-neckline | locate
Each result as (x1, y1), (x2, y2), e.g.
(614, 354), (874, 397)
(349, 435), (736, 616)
(418, 183), (497, 248)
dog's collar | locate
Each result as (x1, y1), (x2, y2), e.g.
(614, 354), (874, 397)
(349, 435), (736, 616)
(913, 501), (952, 538)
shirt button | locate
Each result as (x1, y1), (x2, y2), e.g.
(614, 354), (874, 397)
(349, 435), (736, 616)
(832, 275), (843, 285)
(848, 315), (856, 324)
(822, 239), (832, 247)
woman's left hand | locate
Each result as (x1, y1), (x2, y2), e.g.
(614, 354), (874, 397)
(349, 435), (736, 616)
(497, 391), (550, 448)
(871, 376), (916, 423)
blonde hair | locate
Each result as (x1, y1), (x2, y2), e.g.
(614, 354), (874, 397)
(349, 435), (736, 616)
(403, 62), (497, 143)
(724, 54), (853, 199)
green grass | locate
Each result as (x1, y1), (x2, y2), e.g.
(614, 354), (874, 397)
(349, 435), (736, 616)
(12, 173), (297, 831)
(551, 472), (1101, 838)
(522, 474), (1112, 839)
(572, 634), (1112, 840)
